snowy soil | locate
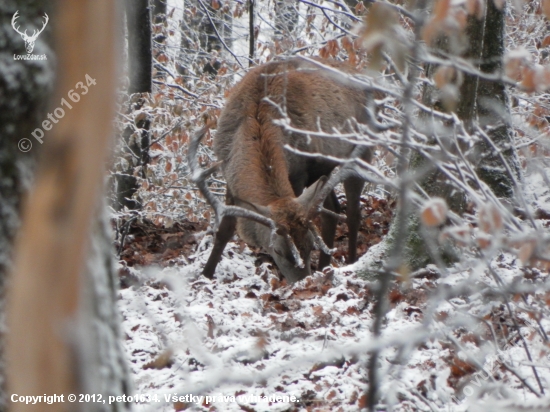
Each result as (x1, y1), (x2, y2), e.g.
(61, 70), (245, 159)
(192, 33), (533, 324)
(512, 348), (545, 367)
(117, 167), (550, 412)
(118, 237), (550, 412)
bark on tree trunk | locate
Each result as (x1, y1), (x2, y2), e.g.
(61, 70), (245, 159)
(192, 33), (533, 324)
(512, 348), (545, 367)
(125, 0), (152, 94)
(113, 113), (150, 211)
(386, 0), (519, 271)
(79, 204), (132, 411)
(118, 0), (152, 211)
(6, 2), (131, 410)
(475, 0), (520, 198)
(249, 0), (255, 64)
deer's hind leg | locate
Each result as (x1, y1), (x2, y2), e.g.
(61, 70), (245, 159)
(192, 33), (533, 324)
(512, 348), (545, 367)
(318, 189), (340, 270)
(202, 193), (237, 279)
(344, 177), (364, 263)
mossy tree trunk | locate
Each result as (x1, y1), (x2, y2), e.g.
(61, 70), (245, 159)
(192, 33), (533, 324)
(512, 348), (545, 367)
(475, 0), (520, 198)
(393, 0), (518, 271)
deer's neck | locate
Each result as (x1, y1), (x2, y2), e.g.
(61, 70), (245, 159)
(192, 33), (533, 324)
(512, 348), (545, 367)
(227, 111), (295, 206)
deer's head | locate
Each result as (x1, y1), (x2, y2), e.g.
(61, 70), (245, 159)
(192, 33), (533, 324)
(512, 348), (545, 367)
(237, 178), (330, 283)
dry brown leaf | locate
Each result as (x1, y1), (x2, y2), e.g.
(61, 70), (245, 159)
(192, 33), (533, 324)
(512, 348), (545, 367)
(449, 357), (476, 378)
(518, 241), (535, 264)
(361, 3), (399, 62)
(358, 394), (368, 408)
(421, 198), (448, 227)
(206, 314), (215, 339)
(341, 36), (353, 52)
(312, 305), (324, 317)
(505, 56), (524, 81)
(422, 20), (440, 45)
(477, 234), (492, 250)
(543, 0), (550, 19)
(173, 401), (187, 411)
(478, 203), (503, 233)
(466, 0), (485, 19)
(256, 333), (268, 350)
(521, 67), (536, 92)
(434, 0), (451, 21)
(143, 348), (174, 370)
(434, 66), (457, 88)
(292, 288), (322, 300)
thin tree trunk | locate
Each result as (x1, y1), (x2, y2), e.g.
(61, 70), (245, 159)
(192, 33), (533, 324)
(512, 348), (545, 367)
(114, 113), (150, 211)
(79, 204), (132, 411)
(118, 0), (152, 211)
(179, 0), (231, 75)
(126, 0), (152, 93)
(475, 0), (520, 198)
(249, 0), (255, 64)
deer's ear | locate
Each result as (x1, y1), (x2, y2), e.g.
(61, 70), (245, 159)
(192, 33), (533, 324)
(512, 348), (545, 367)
(296, 176), (327, 210)
(235, 197), (271, 217)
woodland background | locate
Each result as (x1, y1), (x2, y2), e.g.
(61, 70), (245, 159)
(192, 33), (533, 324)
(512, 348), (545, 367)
(1, 0), (550, 411)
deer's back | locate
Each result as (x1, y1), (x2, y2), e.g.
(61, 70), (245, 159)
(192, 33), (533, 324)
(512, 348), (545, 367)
(214, 58), (371, 202)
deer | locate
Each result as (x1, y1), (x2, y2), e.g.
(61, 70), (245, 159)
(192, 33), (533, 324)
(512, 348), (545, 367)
(11, 11), (49, 54)
(188, 57), (376, 283)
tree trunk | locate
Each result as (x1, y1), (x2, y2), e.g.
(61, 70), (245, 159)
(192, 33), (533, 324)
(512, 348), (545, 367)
(6, 2), (131, 410)
(113, 113), (150, 211)
(118, 0), (152, 211)
(249, 0), (255, 64)
(79, 205), (132, 411)
(475, 0), (520, 198)
(125, 0), (152, 94)
(392, 0), (519, 271)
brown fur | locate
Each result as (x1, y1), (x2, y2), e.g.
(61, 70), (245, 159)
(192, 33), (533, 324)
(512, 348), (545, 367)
(203, 57), (373, 282)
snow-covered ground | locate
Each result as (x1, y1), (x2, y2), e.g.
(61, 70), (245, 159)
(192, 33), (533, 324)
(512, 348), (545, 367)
(120, 238), (376, 411)
(118, 164), (550, 411)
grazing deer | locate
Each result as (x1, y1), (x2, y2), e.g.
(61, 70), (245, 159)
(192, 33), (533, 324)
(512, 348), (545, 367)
(189, 57), (374, 283)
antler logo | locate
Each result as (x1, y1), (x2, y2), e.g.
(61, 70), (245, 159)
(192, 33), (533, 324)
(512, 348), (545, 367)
(12, 11), (49, 54)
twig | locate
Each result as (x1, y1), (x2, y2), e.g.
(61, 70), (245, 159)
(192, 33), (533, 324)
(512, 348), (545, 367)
(487, 266), (545, 395)
(147, 119), (183, 149)
(366, 3), (427, 409)
(152, 79), (199, 98)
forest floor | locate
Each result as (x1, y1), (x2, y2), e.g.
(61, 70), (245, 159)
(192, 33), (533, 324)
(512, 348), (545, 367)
(116, 174), (550, 411)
